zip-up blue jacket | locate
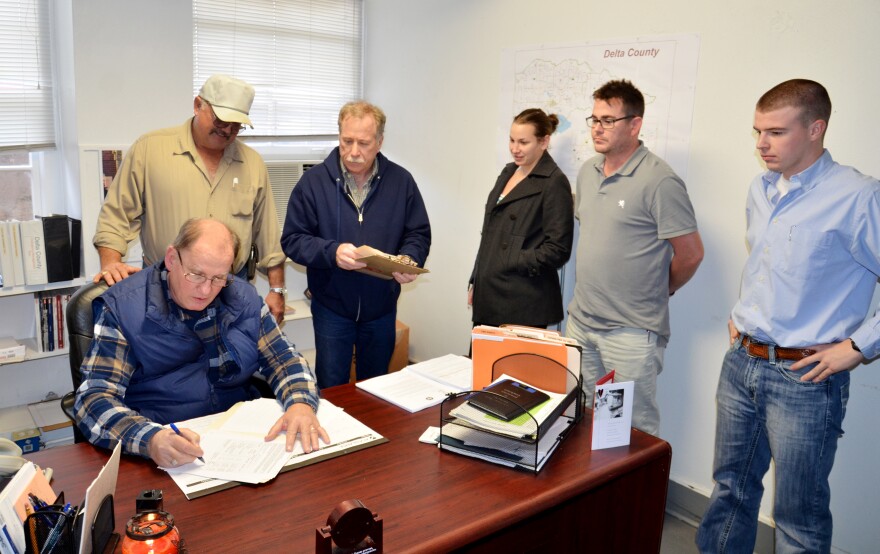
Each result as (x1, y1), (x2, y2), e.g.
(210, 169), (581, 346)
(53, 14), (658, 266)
(281, 148), (431, 322)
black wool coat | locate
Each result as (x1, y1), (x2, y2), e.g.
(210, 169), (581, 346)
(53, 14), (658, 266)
(470, 151), (574, 326)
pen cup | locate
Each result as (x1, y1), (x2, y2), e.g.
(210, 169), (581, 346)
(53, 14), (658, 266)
(24, 506), (77, 554)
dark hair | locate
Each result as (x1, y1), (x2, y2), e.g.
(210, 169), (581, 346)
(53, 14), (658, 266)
(593, 79), (645, 117)
(172, 218), (241, 263)
(756, 79), (831, 128)
(512, 108), (559, 138)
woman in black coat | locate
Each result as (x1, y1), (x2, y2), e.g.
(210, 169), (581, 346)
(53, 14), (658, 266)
(469, 108), (574, 328)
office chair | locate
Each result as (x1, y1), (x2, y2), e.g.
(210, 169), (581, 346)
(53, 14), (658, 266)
(61, 280), (108, 443)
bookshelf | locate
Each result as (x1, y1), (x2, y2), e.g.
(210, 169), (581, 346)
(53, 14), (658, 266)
(0, 277), (87, 365)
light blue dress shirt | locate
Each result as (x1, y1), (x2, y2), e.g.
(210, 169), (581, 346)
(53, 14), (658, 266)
(731, 150), (880, 359)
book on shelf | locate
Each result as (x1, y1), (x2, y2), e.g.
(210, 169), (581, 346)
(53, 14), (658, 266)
(18, 219), (48, 286)
(68, 217), (82, 279)
(41, 215), (74, 283)
(0, 221), (24, 288)
(0, 338), (26, 363)
(32, 288), (76, 353)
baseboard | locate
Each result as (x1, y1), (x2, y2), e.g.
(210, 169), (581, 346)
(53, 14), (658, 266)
(666, 480), (775, 554)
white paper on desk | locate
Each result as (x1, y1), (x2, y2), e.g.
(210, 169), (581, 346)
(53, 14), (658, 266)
(164, 399), (384, 486)
(405, 354), (473, 390)
(79, 442), (121, 554)
(591, 380), (634, 450)
(356, 354), (472, 412)
(161, 413), (234, 498)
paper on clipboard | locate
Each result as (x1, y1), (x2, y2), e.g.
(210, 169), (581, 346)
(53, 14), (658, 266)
(353, 245), (429, 280)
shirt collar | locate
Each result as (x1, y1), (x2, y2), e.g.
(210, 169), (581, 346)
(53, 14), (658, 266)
(339, 156), (379, 188)
(177, 117), (243, 162)
(592, 141), (648, 177)
(761, 149), (832, 195)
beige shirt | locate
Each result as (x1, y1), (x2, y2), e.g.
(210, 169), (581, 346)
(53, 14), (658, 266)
(94, 119), (285, 273)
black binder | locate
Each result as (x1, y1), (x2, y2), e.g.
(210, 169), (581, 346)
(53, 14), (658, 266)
(41, 215), (73, 282)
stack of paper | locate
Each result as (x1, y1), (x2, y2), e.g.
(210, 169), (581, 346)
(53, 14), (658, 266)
(356, 354), (472, 413)
(163, 398), (386, 499)
(439, 416), (572, 472)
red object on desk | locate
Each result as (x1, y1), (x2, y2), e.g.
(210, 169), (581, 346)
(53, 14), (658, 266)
(121, 511), (180, 554)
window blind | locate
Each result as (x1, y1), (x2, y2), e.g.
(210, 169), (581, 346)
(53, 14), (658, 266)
(0, 0), (56, 151)
(193, 0), (363, 137)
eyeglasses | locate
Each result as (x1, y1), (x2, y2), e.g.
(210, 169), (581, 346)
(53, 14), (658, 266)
(585, 115), (637, 129)
(202, 100), (243, 133)
(176, 250), (233, 288)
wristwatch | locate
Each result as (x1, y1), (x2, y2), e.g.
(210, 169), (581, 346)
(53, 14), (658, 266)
(268, 287), (287, 296)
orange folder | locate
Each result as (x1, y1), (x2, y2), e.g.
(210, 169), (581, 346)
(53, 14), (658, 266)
(470, 325), (581, 393)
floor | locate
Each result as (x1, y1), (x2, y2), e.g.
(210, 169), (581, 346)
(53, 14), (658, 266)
(661, 512), (699, 553)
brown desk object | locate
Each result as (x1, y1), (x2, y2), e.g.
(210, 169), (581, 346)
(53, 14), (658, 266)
(27, 385), (671, 553)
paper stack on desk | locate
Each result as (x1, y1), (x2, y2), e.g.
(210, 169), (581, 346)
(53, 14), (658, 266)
(356, 354), (472, 412)
(163, 398), (386, 499)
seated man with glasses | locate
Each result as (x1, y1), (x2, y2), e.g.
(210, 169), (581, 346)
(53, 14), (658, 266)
(75, 218), (328, 468)
(93, 74), (289, 323)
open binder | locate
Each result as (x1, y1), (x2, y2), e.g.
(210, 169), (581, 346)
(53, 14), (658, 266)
(438, 353), (584, 473)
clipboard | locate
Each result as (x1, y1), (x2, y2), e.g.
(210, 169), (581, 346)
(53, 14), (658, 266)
(353, 246), (428, 280)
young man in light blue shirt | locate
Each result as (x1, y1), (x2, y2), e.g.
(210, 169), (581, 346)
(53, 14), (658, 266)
(697, 79), (880, 553)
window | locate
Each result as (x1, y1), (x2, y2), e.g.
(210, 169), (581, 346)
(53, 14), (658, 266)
(0, 0), (56, 221)
(0, 152), (34, 220)
(0, 0), (56, 151)
(193, 0), (363, 138)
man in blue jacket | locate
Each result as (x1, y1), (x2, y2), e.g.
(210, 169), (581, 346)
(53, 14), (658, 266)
(75, 218), (328, 468)
(282, 101), (431, 389)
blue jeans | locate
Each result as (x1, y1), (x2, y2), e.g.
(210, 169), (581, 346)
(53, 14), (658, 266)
(696, 338), (850, 553)
(311, 299), (396, 389)
(565, 318), (665, 435)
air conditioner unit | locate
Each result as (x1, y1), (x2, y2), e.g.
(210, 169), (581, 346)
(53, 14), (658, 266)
(266, 160), (322, 230)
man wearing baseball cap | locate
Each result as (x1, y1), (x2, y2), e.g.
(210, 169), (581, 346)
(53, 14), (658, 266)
(93, 74), (288, 322)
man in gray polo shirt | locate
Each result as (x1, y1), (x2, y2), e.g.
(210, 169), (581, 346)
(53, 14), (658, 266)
(566, 79), (703, 435)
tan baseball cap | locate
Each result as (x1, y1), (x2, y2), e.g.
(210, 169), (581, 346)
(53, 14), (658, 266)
(199, 74), (255, 128)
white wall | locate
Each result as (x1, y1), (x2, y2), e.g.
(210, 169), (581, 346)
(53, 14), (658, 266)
(43, 1), (880, 551)
(364, 1), (880, 552)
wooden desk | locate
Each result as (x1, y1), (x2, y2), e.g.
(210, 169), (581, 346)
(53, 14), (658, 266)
(27, 385), (671, 553)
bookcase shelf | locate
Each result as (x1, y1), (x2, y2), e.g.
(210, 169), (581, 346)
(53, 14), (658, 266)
(0, 277), (88, 298)
(0, 279), (85, 368)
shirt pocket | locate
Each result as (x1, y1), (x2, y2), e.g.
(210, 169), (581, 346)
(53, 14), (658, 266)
(778, 226), (833, 282)
(230, 180), (256, 217)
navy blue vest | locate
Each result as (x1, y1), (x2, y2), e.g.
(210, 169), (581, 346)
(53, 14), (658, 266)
(96, 263), (263, 423)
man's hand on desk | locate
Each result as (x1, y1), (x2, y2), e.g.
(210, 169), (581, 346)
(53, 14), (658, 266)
(148, 427), (205, 467)
(264, 403), (330, 453)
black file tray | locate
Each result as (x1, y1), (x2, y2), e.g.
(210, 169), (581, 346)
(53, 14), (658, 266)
(438, 353), (584, 473)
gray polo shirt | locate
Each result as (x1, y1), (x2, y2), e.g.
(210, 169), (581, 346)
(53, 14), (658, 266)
(568, 143), (698, 342)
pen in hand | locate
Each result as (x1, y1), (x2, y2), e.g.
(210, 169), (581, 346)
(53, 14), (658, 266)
(169, 422), (206, 464)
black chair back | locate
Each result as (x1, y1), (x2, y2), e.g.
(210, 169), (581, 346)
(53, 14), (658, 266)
(61, 281), (108, 442)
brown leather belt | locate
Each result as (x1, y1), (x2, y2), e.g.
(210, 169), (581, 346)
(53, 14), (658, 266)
(742, 335), (815, 361)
